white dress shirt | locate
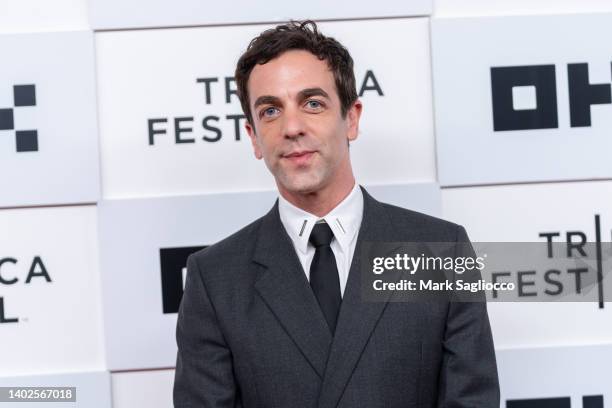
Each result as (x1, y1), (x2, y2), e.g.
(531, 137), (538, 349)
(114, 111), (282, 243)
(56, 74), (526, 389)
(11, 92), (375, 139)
(278, 183), (364, 298)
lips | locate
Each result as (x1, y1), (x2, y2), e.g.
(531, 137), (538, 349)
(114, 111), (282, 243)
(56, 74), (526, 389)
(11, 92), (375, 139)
(282, 150), (316, 164)
(284, 150), (314, 158)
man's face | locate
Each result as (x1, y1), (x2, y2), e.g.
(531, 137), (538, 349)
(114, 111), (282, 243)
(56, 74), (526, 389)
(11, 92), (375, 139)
(245, 50), (362, 196)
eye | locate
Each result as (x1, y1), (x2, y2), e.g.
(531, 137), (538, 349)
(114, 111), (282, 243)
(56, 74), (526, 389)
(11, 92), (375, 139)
(260, 106), (280, 118)
(305, 100), (323, 110)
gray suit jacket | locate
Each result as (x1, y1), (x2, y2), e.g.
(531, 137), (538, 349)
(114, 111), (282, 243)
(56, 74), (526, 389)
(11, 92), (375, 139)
(174, 187), (499, 408)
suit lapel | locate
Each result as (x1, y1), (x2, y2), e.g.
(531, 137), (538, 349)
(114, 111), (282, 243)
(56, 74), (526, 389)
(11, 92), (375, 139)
(317, 188), (401, 408)
(253, 203), (332, 378)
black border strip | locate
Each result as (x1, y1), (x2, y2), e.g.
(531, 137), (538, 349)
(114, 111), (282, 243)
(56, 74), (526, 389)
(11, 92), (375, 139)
(595, 214), (604, 309)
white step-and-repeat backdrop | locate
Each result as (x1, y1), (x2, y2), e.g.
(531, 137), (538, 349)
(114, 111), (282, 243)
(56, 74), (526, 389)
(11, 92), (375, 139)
(1, 0), (611, 406)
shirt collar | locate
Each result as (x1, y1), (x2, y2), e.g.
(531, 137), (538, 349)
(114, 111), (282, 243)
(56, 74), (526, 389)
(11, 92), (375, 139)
(278, 183), (364, 255)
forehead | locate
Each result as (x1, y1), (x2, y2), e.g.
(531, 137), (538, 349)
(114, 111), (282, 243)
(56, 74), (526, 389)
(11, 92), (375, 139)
(247, 49), (337, 100)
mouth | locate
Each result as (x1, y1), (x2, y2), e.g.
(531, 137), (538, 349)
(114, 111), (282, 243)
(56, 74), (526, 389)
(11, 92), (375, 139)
(281, 150), (316, 165)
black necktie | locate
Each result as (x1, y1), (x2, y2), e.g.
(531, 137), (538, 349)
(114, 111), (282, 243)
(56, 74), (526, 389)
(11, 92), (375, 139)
(309, 222), (342, 334)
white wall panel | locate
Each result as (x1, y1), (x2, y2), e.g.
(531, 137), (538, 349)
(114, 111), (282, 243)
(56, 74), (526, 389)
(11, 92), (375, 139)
(442, 181), (612, 349)
(0, 0), (89, 34)
(0, 31), (100, 207)
(96, 18), (436, 199)
(432, 14), (612, 186)
(111, 370), (174, 408)
(0, 205), (105, 376)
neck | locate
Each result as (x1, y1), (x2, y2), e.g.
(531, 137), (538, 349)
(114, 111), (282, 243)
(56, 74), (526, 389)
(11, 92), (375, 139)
(279, 174), (356, 217)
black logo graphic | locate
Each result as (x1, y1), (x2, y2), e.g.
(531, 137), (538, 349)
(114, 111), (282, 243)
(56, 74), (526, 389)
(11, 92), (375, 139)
(160, 246), (206, 314)
(0, 84), (38, 152)
(491, 63), (612, 131)
(507, 395), (603, 408)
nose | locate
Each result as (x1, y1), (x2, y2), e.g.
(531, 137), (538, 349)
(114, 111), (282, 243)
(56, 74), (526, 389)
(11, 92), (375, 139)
(281, 106), (306, 140)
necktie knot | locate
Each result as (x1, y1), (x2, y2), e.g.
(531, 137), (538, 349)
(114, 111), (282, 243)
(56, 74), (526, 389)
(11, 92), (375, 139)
(309, 222), (334, 248)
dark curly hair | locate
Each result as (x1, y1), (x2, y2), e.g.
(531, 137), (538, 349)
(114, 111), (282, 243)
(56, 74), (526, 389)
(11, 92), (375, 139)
(235, 20), (357, 124)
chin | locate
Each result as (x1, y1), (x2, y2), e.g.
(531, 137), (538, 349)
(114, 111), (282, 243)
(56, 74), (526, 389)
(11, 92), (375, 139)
(285, 183), (321, 195)
(279, 174), (326, 195)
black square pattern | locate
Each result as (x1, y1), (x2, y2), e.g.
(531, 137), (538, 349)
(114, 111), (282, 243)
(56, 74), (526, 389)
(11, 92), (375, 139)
(14, 84), (36, 107)
(16, 130), (38, 152)
(0, 108), (14, 130)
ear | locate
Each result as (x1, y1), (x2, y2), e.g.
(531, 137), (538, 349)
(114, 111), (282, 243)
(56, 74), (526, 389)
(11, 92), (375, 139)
(245, 121), (263, 160)
(346, 99), (363, 142)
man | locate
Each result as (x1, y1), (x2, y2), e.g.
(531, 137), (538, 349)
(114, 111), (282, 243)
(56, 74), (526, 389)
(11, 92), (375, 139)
(174, 20), (499, 407)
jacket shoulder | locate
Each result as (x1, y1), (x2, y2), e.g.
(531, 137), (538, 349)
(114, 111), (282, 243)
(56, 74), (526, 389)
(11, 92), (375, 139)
(379, 201), (466, 242)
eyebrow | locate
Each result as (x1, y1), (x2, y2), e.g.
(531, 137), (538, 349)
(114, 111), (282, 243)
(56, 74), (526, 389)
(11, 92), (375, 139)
(252, 87), (331, 109)
(253, 95), (281, 109)
(298, 87), (330, 101)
